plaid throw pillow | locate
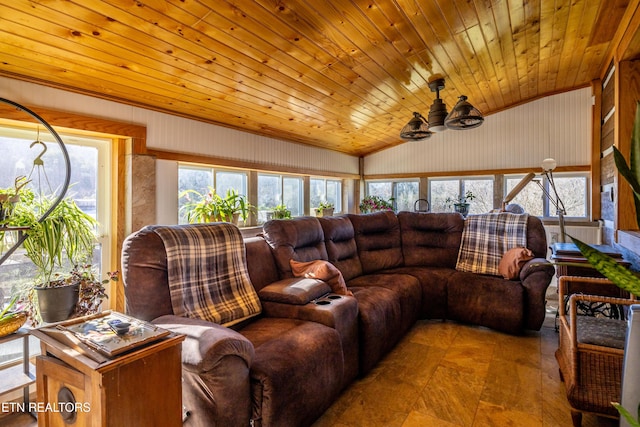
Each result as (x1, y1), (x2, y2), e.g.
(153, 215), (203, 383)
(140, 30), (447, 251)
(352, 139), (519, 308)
(456, 213), (529, 276)
(154, 223), (262, 327)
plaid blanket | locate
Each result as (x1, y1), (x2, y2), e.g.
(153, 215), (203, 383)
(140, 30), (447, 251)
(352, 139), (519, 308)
(154, 223), (262, 327)
(456, 213), (529, 276)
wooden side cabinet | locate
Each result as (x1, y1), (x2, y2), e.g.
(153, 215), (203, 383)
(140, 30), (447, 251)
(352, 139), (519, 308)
(32, 329), (184, 427)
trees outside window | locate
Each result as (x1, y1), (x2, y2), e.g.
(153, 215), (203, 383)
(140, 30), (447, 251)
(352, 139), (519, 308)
(430, 178), (493, 214)
(257, 174), (303, 223)
(505, 173), (588, 218)
(311, 178), (342, 212)
(365, 180), (418, 212)
(178, 166), (248, 225)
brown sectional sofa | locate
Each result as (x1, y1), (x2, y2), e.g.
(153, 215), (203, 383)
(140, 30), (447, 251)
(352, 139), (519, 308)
(121, 211), (554, 427)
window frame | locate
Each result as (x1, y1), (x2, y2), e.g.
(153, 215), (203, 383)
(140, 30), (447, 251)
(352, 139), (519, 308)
(365, 179), (420, 212)
(310, 177), (342, 213)
(504, 171), (590, 220)
(256, 172), (304, 222)
(428, 176), (494, 214)
(177, 164), (250, 225)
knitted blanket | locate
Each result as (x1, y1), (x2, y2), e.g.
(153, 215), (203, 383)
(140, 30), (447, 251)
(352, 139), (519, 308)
(456, 213), (529, 276)
(154, 223), (261, 327)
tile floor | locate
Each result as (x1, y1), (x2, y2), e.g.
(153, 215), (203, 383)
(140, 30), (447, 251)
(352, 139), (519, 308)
(312, 288), (618, 427)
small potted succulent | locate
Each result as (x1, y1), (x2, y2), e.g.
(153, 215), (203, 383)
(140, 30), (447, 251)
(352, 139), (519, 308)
(314, 201), (334, 217)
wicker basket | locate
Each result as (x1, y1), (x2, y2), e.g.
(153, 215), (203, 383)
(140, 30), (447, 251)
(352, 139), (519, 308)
(0, 312), (27, 337)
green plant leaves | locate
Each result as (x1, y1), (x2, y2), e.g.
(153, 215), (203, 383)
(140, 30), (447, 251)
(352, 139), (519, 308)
(612, 402), (640, 427)
(19, 196), (97, 283)
(614, 100), (640, 229)
(179, 187), (253, 223)
(570, 235), (640, 298)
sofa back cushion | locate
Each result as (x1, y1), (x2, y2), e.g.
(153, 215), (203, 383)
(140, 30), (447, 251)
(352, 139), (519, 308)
(262, 216), (328, 278)
(397, 212), (464, 268)
(347, 211), (404, 274)
(318, 216), (363, 281)
(244, 236), (280, 292)
(525, 215), (548, 258)
(121, 226), (174, 321)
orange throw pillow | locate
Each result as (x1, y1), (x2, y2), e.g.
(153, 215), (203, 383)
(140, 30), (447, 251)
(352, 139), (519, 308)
(498, 247), (534, 280)
(290, 259), (352, 296)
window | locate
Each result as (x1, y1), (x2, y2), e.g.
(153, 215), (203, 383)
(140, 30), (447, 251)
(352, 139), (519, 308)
(504, 175), (544, 216)
(257, 173), (303, 223)
(310, 178), (342, 212)
(365, 180), (419, 212)
(429, 178), (494, 214)
(505, 173), (589, 218)
(178, 165), (248, 224)
(0, 125), (112, 363)
(0, 127), (111, 296)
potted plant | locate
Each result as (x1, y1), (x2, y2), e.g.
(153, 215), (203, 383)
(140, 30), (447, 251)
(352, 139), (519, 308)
(446, 190), (475, 218)
(0, 176), (30, 224)
(223, 189), (254, 225)
(359, 195), (393, 213)
(314, 201), (334, 217)
(269, 204), (291, 220)
(572, 101), (640, 424)
(180, 187), (253, 225)
(8, 193), (99, 323)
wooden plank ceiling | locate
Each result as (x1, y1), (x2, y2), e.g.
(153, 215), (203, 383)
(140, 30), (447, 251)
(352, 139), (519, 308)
(0, 0), (630, 156)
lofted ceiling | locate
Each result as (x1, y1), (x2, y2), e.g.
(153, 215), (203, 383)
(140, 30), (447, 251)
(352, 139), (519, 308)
(0, 0), (631, 156)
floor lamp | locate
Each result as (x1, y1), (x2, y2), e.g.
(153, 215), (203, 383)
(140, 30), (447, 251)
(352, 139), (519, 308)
(502, 172), (536, 211)
(501, 159), (567, 243)
(537, 158), (567, 243)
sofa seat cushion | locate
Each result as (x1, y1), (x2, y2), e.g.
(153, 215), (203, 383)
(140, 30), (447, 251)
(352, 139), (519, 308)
(447, 271), (525, 334)
(384, 266), (455, 319)
(347, 273), (421, 335)
(239, 318), (344, 427)
(348, 286), (404, 375)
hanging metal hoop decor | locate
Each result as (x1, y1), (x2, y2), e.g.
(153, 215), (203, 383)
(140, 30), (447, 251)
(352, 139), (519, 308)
(0, 97), (71, 265)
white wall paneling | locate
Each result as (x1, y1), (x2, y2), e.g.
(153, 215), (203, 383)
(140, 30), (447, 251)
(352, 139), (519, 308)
(156, 159), (179, 225)
(0, 77), (359, 176)
(364, 88), (592, 175)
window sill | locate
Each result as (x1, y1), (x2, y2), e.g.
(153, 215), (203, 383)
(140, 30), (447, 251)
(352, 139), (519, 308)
(618, 230), (640, 254)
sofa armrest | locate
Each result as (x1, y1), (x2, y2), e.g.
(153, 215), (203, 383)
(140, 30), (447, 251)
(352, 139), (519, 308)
(153, 315), (254, 371)
(519, 257), (555, 281)
(518, 258), (555, 330)
(261, 294), (360, 386)
(258, 277), (331, 305)
(153, 315), (254, 427)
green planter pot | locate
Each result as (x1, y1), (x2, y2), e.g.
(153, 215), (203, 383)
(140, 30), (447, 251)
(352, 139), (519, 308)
(35, 283), (79, 323)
